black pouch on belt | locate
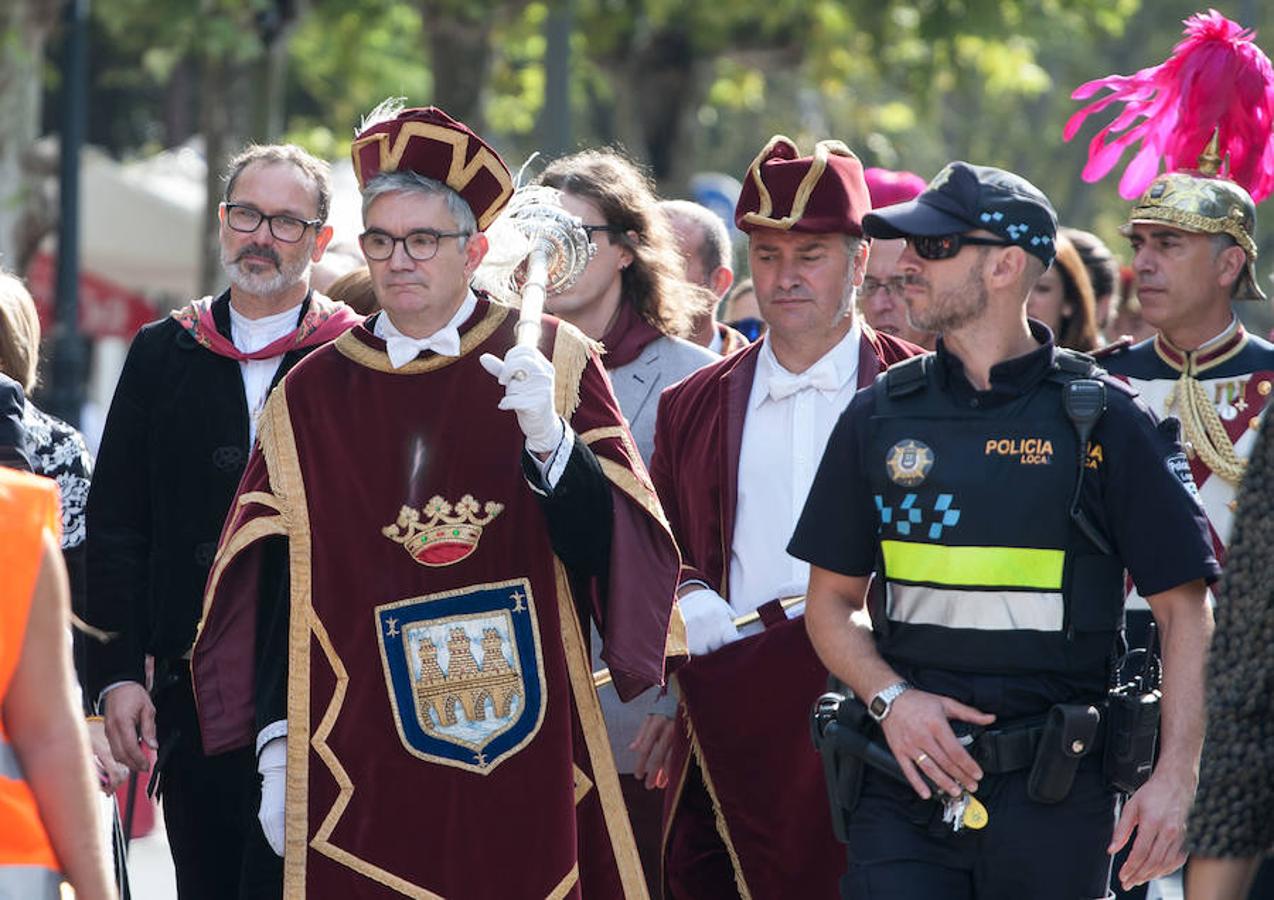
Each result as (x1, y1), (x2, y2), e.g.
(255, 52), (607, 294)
(1027, 703), (1101, 804)
(811, 684), (869, 843)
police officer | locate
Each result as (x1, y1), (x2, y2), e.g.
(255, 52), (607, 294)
(790, 162), (1219, 899)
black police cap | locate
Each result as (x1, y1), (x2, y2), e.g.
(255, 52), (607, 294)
(863, 161), (1059, 266)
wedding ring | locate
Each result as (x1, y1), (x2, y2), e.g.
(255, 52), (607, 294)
(915, 752), (929, 765)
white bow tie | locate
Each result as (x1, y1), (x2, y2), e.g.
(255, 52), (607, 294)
(767, 359), (841, 401)
(384, 328), (461, 369)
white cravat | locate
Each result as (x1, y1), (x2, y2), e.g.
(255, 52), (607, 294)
(729, 323), (861, 630)
(766, 354), (841, 401)
(374, 291), (476, 368)
(229, 302), (302, 446)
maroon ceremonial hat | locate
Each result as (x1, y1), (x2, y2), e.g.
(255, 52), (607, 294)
(351, 105), (514, 230)
(734, 136), (871, 236)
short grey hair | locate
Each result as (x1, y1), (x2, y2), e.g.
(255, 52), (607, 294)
(1210, 233), (1247, 298)
(1211, 233), (1239, 255)
(840, 235), (865, 316)
(224, 144), (332, 223)
(660, 199), (733, 275)
(361, 171), (477, 239)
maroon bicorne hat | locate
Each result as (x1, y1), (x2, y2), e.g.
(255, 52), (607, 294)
(734, 136), (871, 237)
(350, 106), (514, 231)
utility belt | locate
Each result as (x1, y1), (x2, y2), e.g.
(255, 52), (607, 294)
(811, 681), (1158, 841)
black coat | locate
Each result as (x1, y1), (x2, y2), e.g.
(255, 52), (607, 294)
(0, 373), (30, 471)
(85, 293), (317, 697)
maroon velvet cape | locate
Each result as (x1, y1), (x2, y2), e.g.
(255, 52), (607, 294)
(193, 299), (682, 899)
(650, 326), (923, 899)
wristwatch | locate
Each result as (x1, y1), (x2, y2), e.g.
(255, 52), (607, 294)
(868, 680), (910, 723)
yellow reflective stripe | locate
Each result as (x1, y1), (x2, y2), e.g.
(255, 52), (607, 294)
(881, 541), (1064, 590)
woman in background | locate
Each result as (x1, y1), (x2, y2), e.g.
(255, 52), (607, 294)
(1027, 232), (1100, 352)
(0, 272), (126, 797)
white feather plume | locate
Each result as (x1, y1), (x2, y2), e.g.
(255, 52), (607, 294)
(357, 97), (407, 136)
(472, 185), (566, 306)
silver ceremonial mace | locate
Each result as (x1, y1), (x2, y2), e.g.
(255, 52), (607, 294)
(505, 197), (596, 350)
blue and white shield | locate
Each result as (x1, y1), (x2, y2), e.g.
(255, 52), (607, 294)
(374, 578), (546, 774)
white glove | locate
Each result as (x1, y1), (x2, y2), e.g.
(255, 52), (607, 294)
(257, 737), (287, 857)
(678, 588), (741, 656)
(480, 346), (565, 454)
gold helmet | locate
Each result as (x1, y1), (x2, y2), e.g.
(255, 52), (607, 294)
(1122, 139), (1264, 301)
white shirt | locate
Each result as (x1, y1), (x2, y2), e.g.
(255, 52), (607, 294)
(708, 326), (723, 355)
(729, 321), (861, 630)
(229, 302), (303, 446)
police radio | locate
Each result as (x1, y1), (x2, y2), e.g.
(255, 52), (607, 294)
(1105, 622), (1162, 794)
(1062, 379), (1112, 555)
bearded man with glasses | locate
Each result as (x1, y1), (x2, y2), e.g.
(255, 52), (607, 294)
(84, 143), (359, 899)
(792, 162), (1218, 899)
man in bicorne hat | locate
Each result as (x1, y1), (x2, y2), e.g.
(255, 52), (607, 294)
(650, 136), (923, 898)
(193, 102), (682, 900)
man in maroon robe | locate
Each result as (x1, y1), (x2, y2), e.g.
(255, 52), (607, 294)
(192, 102), (682, 900)
(649, 136), (924, 899)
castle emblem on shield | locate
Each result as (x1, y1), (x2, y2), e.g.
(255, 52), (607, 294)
(375, 579), (545, 773)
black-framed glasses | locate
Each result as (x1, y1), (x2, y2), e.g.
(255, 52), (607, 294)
(862, 276), (906, 297)
(908, 233), (1014, 261)
(222, 203), (321, 244)
(359, 228), (471, 262)
(582, 224), (621, 242)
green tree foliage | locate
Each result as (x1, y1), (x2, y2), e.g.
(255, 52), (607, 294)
(37, 0), (1274, 283)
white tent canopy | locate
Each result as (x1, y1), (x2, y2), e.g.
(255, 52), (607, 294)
(79, 144), (206, 299)
(75, 143), (364, 302)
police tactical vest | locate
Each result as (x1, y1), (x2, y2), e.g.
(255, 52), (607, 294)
(865, 352), (1125, 677)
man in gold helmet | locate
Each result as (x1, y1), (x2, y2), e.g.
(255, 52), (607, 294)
(1098, 146), (1274, 898)
(1100, 147), (1271, 609)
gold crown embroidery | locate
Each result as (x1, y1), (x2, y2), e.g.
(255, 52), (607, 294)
(383, 494), (504, 567)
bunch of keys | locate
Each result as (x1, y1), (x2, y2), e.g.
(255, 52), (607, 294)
(940, 790), (989, 833)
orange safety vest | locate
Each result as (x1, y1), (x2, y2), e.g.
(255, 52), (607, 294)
(0, 468), (63, 890)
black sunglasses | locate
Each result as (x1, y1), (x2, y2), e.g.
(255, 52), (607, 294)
(908, 233), (1014, 261)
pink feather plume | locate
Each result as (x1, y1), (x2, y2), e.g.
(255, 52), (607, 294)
(1064, 9), (1274, 203)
